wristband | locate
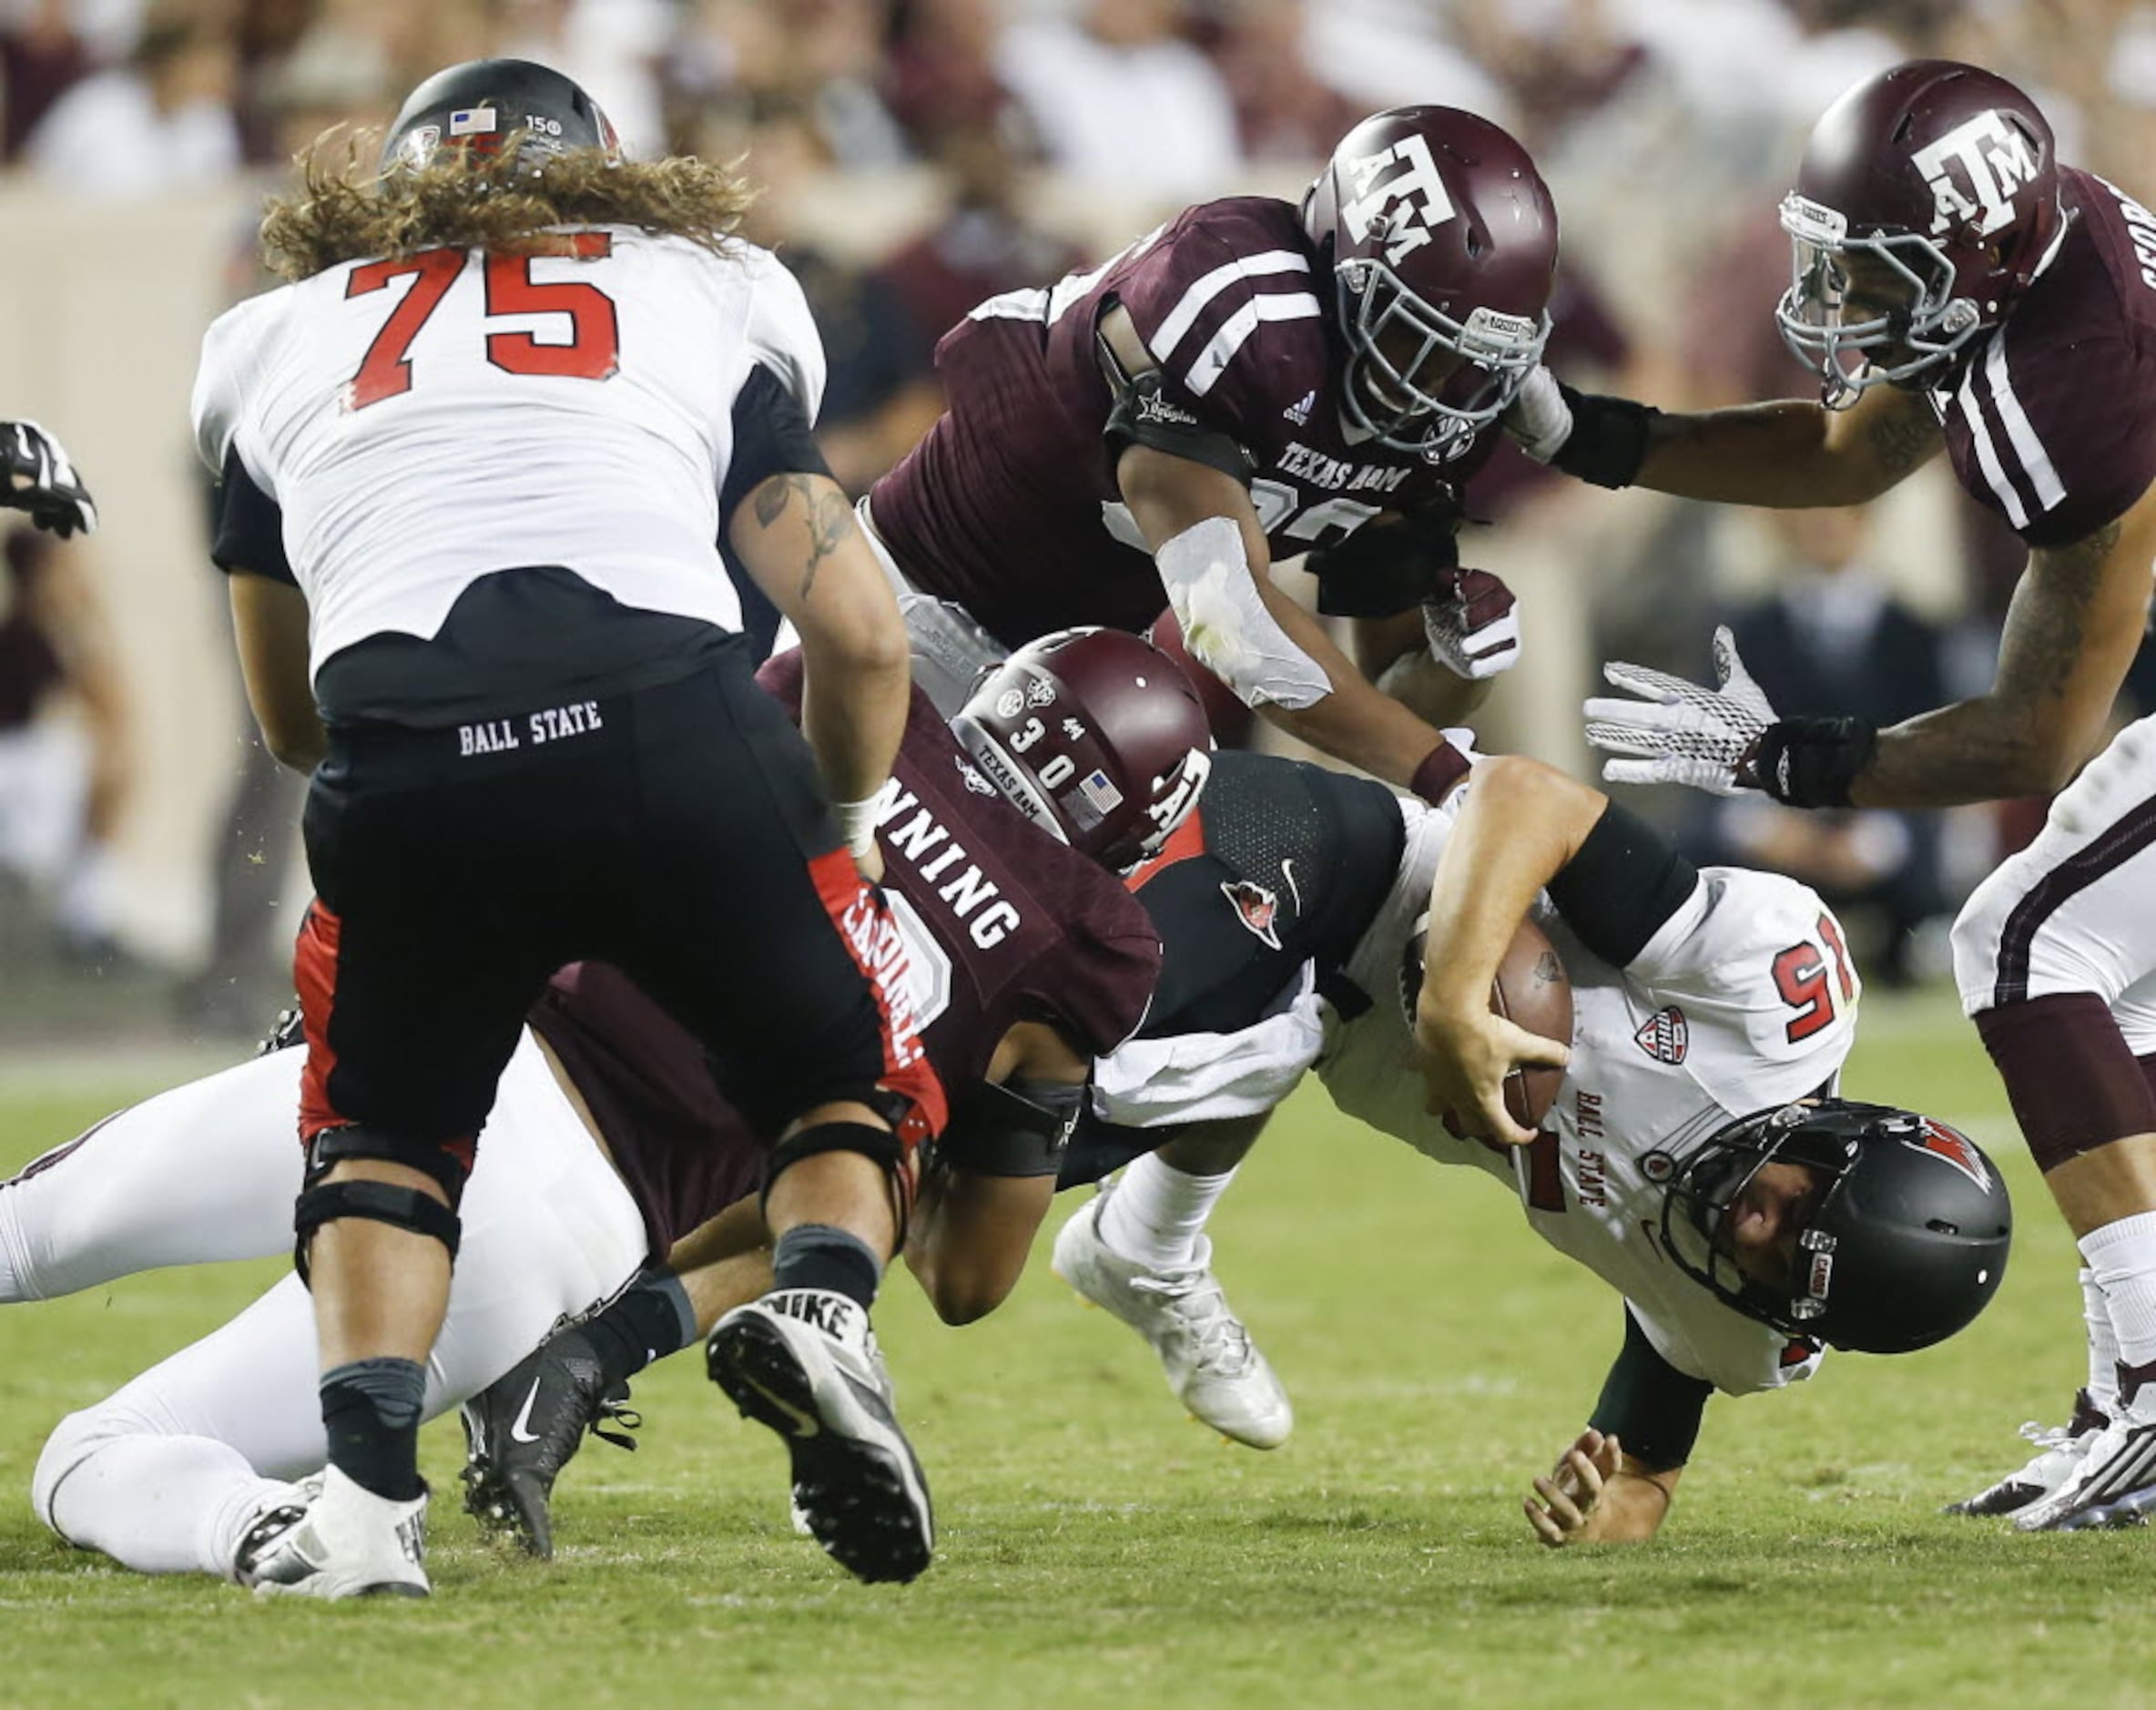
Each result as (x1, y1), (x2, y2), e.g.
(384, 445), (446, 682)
(1550, 385), (1659, 490)
(1744, 717), (1878, 809)
(831, 794), (883, 860)
(1409, 742), (1470, 807)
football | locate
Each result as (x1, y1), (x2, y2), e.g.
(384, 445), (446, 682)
(1490, 916), (1573, 1129)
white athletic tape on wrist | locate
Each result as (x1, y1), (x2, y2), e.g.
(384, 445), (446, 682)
(831, 793), (884, 860)
(1154, 515), (1333, 711)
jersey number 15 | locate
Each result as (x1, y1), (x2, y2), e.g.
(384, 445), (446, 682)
(345, 236), (621, 409)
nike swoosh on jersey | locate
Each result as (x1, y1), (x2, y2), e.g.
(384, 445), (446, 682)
(1281, 858), (1303, 914)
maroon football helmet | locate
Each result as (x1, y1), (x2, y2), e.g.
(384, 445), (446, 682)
(1302, 107), (1559, 460)
(951, 628), (1214, 872)
(1775, 60), (2063, 407)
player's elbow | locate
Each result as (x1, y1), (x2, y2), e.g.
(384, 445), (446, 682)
(259, 717), (326, 774)
(922, 1263), (1018, 1326)
(2000, 718), (2100, 797)
(1471, 754), (1606, 835)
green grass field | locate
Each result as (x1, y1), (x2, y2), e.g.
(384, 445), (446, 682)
(2, 990), (2150, 1709)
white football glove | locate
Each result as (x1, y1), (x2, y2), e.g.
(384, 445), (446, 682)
(1421, 566), (1520, 680)
(1501, 365), (1573, 465)
(1583, 626), (1775, 797)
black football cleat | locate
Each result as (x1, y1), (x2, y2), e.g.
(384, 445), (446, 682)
(707, 1289), (933, 1584)
(460, 1324), (639, 1559)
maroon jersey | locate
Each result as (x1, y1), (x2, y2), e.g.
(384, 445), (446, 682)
(1928, 168), (2156, 547)
(870, 196), (1496, 647)
(528, 661), (1161, 1252)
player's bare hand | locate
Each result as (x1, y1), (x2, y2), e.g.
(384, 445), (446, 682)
(1524, 1428), (1622, 1547)
(1415, 1002), (1567, 1146)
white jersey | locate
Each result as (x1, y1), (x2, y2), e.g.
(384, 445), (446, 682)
(190, 229), (825, 681)
(1317, 802), (1859, 1397)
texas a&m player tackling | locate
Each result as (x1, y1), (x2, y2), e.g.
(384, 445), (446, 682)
(1545, 61), (2156, 1529)
(188, 59), (941, 1593)
(863, 106), (1553, 807)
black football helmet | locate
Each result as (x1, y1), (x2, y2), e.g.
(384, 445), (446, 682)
(381, 58), (620, 175)
(1775, 60), (2062, 407)
(951, 628), (1214, 872)
(1301, 107), (1558, 460)
(1661, 1100), (2011, 1354)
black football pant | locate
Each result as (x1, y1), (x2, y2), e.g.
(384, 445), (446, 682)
(296, 648), (941, 1177)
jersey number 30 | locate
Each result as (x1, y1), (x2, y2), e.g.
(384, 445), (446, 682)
(345, 236), (621, 409)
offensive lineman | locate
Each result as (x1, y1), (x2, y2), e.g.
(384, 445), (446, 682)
(862, 106), (1549, 809)
(15, 631), (1201, 1581)
(188, 60), (942, 1593)
(1537, 60), (2156, 1529)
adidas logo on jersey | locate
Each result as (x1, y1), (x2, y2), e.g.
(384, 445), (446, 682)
(1284, 390), (1316, 426)
(1634, 1006), (1689, 1064)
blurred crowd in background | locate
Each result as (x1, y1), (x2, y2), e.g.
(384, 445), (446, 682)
(5, 0), (2156, 1039)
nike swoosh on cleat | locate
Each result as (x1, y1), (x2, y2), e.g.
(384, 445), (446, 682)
(739, 1376), (821, 1438)
(509, 1376), (546, 1445)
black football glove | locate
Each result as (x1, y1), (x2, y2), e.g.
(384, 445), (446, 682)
(2, 421), (97, 539)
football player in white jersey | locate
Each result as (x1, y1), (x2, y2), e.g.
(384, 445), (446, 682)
(188, 59), (944, 1594)
(1, 421), (97, 538)
(1053, 752), (2011, 1543)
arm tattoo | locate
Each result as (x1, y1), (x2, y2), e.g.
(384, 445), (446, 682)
(2007, 520), (2118, 702)
(1861, 398), (1943, 481)
(746, 474), (856, 599)
(799, 485), (852, 599)
(1863, 518), (2123, 806)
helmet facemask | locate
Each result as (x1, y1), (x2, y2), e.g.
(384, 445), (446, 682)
(1334, 256), (1549, 458)
(1660, 1104), (1857, 1336)
(1775, 193), (1983, 409)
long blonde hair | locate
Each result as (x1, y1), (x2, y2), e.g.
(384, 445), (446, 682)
(259, 136), (758, 280)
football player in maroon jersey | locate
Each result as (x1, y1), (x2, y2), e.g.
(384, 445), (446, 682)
(863, 105), (1556, 809)
(1521, 60), (2156, 1530)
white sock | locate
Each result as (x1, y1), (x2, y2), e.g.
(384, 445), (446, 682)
(2078, 1211), (2156, 1379)
(1098, 1154), (1237, 1272)
(2080, 1267), (2122, 1414)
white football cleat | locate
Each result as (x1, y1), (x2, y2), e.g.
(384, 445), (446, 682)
(1052, 1186), (1292, 1450)
(1944, 1389), (2108, 1517)
(2014, 1368), (2156, 1532)
(707, 1288), (934, 1583)
(244, 1465), (429, 1600)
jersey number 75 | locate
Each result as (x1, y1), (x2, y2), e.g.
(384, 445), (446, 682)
(344, 236), (621, 409)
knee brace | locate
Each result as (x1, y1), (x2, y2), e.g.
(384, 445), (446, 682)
(1975, 994), (2156, 1172)
(293, 1125), (469, 1282)
(762, 1119), (909, 1229)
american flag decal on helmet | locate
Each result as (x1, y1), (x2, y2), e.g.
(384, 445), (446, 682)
(1080, 769), (1124, 815)
(448, 107), (498, 137)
